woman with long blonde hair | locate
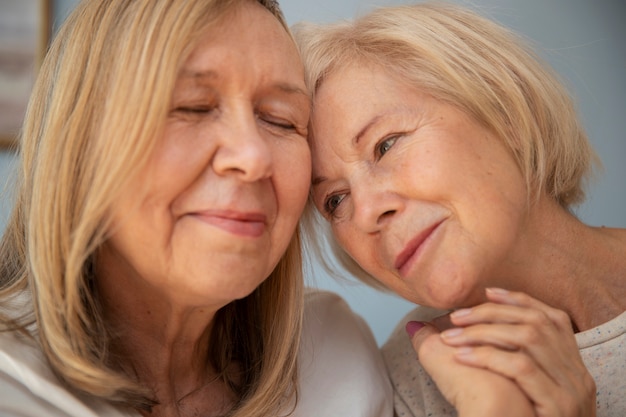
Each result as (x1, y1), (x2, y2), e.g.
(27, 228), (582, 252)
(0, 0), (392, 416)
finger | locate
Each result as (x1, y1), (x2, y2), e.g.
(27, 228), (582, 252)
(484, 288), (574, 332)
(443, 298), (589, 398)
(450, 300), (573, 338)
(446, 297), (581, 364)
(440, 324), (518, 350)
(406, 320), (439, 358)
(453, 345), (596, 417)
(440, 321), (571, 354)
(406, 321), (475, 408)
(431, 313), (454, 331)
(407, 323), (536, 417)
(440, 320), (583, 386)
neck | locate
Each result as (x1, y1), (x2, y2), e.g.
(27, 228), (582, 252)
(105, 300), (217, 388)
(95, 256), (237, 415)
(495, 196), (626, 331)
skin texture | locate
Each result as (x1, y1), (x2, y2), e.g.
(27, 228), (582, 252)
(309, 62), (604, 416)
(95, 2), (311, 415)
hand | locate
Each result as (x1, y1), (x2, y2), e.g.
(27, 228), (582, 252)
(408, 320), (535, 417)
(439, 288), (596, 417)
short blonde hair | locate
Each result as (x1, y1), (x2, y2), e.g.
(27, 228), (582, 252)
(294, 2), (599, 288)
(0, 0), (303, 414)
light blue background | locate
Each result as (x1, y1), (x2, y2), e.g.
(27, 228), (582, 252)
(1, 0), (624, 344)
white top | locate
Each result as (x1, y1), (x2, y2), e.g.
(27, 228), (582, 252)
(0, 290), (393, 417)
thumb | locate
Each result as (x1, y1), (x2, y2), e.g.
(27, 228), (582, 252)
(405, 321), (441, 358)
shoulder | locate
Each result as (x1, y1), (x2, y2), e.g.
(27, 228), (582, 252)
(576, 310), (626, 349)
(0, 331), (136, 417)
(292, 289), (393, 417)
(576, 310), (626, 417)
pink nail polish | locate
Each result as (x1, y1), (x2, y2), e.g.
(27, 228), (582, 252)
(405, 321), (426, 337)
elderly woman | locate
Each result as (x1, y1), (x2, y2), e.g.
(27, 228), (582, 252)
(295, 2), (624, 417)
(0, 0), (392, 416)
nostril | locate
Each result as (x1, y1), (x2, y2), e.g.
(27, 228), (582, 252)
(378, 209), (396, 223)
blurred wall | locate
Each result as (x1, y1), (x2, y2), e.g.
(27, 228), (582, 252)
(0, 0), (624, 344)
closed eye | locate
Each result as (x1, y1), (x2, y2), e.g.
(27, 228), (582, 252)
(258, 113), (298, 132)
(175, 106), (213, 113)
(172, 105), (216, 115)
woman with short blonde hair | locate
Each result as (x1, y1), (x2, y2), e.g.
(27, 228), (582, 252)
(296, 2), (622, 416)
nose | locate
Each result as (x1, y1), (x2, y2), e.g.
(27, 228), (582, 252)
(212, 112), (272, 182)
(351, 175), (402, 234)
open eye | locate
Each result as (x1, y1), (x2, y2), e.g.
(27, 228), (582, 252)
(323, 193), (346, 217)
(375, 135), (399, 159)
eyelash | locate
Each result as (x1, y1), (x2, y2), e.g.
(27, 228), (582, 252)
(323, 192), (347, 217)
(258, 113), (297, 131)
(174, 105), (216, 115)
(174, 107), (296, 132)
(375, 135), (400, 159)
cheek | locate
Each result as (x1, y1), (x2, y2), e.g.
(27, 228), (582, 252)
(332, 224), (372, 269)
(275, 144), (311, 215)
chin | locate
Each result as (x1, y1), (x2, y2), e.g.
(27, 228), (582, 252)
(419, 272), (479, 310)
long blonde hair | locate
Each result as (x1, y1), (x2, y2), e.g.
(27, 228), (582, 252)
(294, 2), (599, 288)
(0, 0), (303, 414)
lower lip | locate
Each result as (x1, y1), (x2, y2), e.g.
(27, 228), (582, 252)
(398, 222), (443, 278)
(191, 215), (265, 238)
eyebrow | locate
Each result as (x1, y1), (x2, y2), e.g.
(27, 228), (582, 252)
(311, 175), (327, 187)
(354, 114), (384, 145)
(178, 70), (309, 99)
(274, 83), (310, 100)
(311, 113), (387, 187)
(179, 69), (218, 82)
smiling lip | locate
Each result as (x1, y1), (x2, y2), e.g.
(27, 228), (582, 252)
(190, 210), (267, 237)
(394, 220), (444, 276)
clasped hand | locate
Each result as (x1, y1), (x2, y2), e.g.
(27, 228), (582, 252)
(407, 289), (596, 417)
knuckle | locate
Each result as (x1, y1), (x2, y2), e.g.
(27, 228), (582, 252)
(518, 325), (542, 345)
(509, 354), (536, 376)
(526, 308), (551, 327)
(584, 374), (597, 396)
(548, 390), (577, 417)
(560, 399), (577, 417)
(552, 309), (571, 329)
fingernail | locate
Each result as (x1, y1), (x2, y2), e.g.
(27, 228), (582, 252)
(405, 321), (426, 337)
(455, 346), (474, 357)
(440, 327), (463, 339)
(450, 308), (471, 318)
(486, 287), (509, 295)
